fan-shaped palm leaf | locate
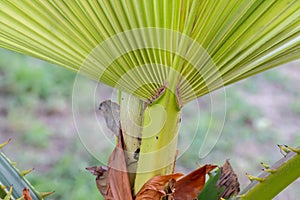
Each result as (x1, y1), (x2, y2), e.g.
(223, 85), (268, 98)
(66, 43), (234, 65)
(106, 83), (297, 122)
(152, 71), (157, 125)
(1, 0), (299, 105)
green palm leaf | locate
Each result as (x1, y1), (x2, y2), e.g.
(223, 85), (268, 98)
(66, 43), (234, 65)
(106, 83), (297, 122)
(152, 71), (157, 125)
(1, 0), (299, 104)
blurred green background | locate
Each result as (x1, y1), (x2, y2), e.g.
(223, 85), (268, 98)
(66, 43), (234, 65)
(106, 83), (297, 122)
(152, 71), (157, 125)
(0, 48), (299, 199)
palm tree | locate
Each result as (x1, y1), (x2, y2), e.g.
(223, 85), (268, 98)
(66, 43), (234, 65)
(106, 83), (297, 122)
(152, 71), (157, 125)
(0, 0), (299, 199)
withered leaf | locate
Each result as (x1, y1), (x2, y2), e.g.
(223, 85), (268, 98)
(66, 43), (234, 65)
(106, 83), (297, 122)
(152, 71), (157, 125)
(164, 178), (177, 199)
(217, 160), (240, 198)
(22, 188), (32, 200)
(135, 173), (184, 200)
(174, 164), (217, 200)
(86, 166), (108, 196)
(99, 100), (120, 137)
(105, 132), (133, 200)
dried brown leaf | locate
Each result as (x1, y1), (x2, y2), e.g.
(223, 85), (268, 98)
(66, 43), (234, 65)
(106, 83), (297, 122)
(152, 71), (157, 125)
(217, 160), (240, 198)
(174, 164), (217, 200)
(86, 166), (108, 196)
(99, 100), (120, 137)
(22, 188), (32, 200)
(105, 132), (133, 200)
(135, 173), (184, 200)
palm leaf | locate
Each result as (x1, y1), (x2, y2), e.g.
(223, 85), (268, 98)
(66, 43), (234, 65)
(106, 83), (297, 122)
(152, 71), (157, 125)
(0, 0), (299, 105)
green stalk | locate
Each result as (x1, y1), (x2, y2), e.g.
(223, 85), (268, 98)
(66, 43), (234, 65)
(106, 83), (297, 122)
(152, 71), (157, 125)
(239, 148), (300, 200)
(0, 152), (41, 199)
(119, 93), (145, 190)
(134, 89), (181, 193)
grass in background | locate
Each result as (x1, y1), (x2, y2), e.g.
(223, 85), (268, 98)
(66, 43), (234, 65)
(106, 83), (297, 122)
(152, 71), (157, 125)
(0, 48), (101, 199)
(0, 48), (299, 199)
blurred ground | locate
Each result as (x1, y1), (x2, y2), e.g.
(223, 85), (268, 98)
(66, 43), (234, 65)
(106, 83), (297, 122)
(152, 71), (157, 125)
(0, 48), (299, 199)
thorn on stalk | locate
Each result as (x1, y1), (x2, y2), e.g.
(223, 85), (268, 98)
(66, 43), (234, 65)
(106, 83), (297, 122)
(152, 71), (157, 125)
(21, 168), (34, 177)
(246, 173), (265, 182)
(4, 186), (13, 199)
(0, 138), (11, 149)
(260, 162), (270, 169)
(262, 168), (276, 173)
(283, 145), (300, 154)
(277, 144), (290, 157)
(40, 191), (55, 198)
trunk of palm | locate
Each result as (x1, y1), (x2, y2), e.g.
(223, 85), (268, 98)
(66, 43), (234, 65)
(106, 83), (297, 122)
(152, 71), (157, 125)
(120, 90), (181, 194)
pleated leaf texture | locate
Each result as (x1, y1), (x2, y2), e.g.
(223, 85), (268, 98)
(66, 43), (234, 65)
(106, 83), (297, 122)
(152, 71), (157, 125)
(1, 0), (299, 105)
